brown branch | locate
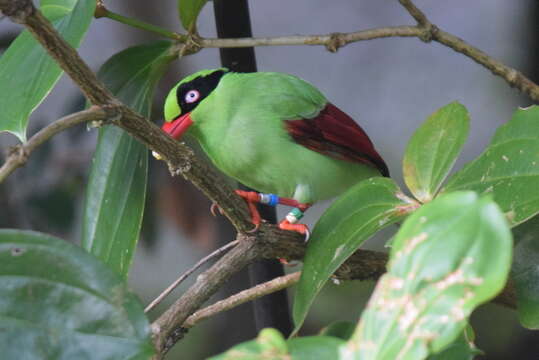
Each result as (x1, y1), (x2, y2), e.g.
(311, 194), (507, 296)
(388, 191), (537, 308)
(151, 234), (260, 357)
(0, 107), (108, 183)
(0, 0), (115, 105)
(199, 26), (422, 52)
(92, 2), (539, 101)
(183, 260), (517, 331)
(145, 240), (239, 313)
(398, 0), (430, 27)
(198, 28), (539, 101)
(183, 272), (301, 329)
(397, 0), (539, 101)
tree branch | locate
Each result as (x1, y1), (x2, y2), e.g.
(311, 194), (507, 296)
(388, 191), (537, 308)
(90, 2), (539, 102)
(182, 261), (517, 331)
(0, 106), (108, 183)
(397, 0), (539, 101)
(151, 234), (260, 357)
(183, 272), (301, 329)
(398, 0), (430, 26)
(199, 26), (422, 52)
(145, 240), (239, 313)
(0, 0), (116, 105)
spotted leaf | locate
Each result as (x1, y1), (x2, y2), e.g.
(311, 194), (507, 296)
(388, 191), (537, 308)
(344, 192), (511, 360)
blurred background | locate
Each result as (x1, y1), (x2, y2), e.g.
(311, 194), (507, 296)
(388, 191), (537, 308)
(0, 0), (537, 358)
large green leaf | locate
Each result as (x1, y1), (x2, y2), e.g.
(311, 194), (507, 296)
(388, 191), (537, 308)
(403, 102), (470, 202)
(345, 192), (511, 360)
(293, 178), (415, 333)
(82, 41), (175, 277)
(0, 229), (154, 359)
(209, 328), (289, 360)
(178, 0), (208, 32)
(0, 0), (95, 141)
(288, 336), (345, 359)
(209, 328), (344, 360)
(443, 106), (539, 226)
(512, 214), (539, 329)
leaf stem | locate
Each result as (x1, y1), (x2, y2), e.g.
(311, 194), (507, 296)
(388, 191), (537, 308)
(97, 6), (186, 41)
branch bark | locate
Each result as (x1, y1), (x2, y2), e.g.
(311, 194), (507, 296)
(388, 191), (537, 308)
(197, 25), (539, 101)
(183, 272), (301, 329)
(0, 107), (108, 183)
(145, 240), (239, 313)
(151, 234), (260, 357)
(94, 1), (539, 101)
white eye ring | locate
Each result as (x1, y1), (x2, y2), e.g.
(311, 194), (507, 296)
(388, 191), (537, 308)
(185, 90), (200, 104)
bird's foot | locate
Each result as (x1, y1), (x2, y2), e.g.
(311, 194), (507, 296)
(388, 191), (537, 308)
(235, 190), (262, 231)
(279, 219), (310, 242)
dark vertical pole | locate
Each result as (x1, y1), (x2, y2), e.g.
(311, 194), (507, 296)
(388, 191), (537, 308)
(213, 0), (293, 336)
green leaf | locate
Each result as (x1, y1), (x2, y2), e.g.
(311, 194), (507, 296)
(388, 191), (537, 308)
(210, 328), (345, 360)
(209, 328), (289, 360)
(0, 229), (154, 359)
(293, 178), (415, 334)
(319, 321), (356, 340)
(346, 192), (512, 360)
(82, 41), (175, 277)
(511, 214), (539, 329)
(403, 102), (470, 202)
(0, 0), (95, 141)
(427, 325), (482, 360)
(443, 105), (539, 226)
(288, 336), (345, 359)
(178, 0), (208, 32)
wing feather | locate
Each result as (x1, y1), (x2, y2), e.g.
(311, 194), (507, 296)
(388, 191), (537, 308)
(285, 103), (389, 177)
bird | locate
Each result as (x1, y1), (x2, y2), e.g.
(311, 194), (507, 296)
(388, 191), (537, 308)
(157, 68), (389, 238)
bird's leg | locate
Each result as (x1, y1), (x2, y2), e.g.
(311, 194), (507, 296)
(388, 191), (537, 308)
(279, 203), (311, 240)
(235, 190), (264, 232)
(235, 190), (311, 239)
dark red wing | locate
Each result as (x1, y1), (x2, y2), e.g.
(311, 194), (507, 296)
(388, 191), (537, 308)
(285, 103), (389, 176)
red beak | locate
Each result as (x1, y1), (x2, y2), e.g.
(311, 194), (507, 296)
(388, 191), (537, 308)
(162, 113), (193, 139)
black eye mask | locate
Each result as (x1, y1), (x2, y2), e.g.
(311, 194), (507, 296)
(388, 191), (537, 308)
(176, 69), (228, 114)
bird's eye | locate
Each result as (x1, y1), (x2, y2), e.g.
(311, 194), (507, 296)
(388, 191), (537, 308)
(185, 90), (200, 104)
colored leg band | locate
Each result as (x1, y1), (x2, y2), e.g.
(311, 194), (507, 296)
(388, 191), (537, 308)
(259, 193), (279, 206)
(286, 208), (304, 224)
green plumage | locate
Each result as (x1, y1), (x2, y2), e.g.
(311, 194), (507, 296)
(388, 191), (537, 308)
(164, 69), (382, 204)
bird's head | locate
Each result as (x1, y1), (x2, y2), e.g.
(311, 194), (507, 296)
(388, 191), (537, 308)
(162, 68), (229, 139)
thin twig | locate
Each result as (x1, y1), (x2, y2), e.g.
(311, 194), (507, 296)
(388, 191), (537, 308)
(145, 240), (239, 313)
(52, 0), (539, 102)
(398, 0), (430, 26)
(184, 272), (300, 328)
(197, 27), (539, 101)
(200, 26), (422, 52)
(0, 107), (108, 184)
(152, 234), (260, 357)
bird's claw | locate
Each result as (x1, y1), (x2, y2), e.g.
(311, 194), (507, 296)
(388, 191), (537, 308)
(279, 220), (310, 242)
(210, 202), (224, 217)
(246, 222), (260, 233)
